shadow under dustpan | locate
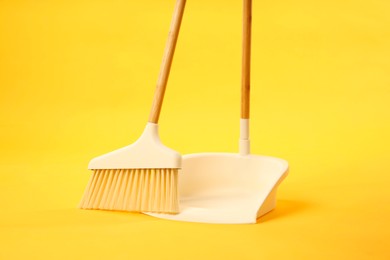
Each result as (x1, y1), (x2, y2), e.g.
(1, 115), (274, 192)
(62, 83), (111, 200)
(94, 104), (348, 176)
(146, 153), (289, 224)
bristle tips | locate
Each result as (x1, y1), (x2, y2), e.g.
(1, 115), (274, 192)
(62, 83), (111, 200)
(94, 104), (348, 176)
(79, 169), (179, 214)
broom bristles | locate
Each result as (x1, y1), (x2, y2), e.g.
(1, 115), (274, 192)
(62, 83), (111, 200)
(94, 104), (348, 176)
(79, 169), (179, 214)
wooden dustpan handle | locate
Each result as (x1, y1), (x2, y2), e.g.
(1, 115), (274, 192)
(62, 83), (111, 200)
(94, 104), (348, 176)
(242, 0), (252, 119)
(240, 0), (252, 155)
(148, 0), (186, 124)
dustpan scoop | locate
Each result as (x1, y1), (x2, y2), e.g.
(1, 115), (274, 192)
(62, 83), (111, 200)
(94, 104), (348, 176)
(146, 0), (288, 224)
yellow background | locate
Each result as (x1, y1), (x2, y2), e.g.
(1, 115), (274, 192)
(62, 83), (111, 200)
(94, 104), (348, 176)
(1, 0), (389, 259)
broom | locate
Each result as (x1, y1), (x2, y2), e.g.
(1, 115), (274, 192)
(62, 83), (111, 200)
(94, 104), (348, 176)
(79, 0), (186, 214)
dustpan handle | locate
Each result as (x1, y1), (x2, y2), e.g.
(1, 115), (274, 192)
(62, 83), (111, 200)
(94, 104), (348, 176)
(148, 0), (186, 124)
(242, 0), (251, 120)
(240, 0), (252, 155)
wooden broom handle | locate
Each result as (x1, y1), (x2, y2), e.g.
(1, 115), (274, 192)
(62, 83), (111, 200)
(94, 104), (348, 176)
(148, 0), (186, 123)
(241, 0), (252, 119)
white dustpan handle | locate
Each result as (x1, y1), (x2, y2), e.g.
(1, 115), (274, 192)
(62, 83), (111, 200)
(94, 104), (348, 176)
(149, 0), (186, 124)
(240, 0), (252, 155)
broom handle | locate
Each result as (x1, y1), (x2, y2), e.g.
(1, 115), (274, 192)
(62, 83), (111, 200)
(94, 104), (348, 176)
(149, 0), (186, 123)
(240, 0), (252, 155)
(242, 0), (251, 119)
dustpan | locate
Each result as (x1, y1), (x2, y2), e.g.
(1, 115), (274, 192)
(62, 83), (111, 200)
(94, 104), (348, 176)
(147, 0), (288, 224)
(147, 154), (288, 224)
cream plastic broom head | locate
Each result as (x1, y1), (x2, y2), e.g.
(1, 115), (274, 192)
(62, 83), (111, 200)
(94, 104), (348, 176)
(88, 123), (181, 170)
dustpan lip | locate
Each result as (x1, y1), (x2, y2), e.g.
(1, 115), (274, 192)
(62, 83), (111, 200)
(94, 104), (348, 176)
(182, 152), (289, 169)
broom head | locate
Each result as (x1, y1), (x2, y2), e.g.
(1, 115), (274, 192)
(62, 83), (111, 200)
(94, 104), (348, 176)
(79, 123), (181, 214)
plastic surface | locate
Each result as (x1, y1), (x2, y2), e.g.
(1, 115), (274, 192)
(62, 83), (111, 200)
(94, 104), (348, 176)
(88, 123), (181, 169)
(146, 153), (288, 224)
(239, 119), (250, 155)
